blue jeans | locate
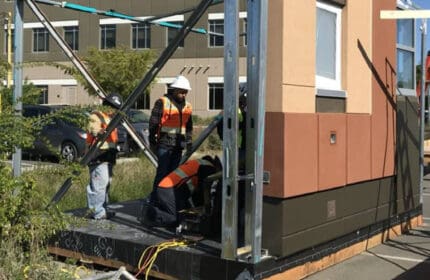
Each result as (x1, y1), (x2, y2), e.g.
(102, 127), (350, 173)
(86, 162), (112, 219)
(151, 147), (182, 201)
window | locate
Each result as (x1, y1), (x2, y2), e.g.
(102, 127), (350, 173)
(64, 26), (79, 51)
(167, 21), (184, 48)
(100, 24), (116, 49)
(396, 18), (415, 93)
(209, 19), (224, 47)
(36, 85), (48, 104)
(209, 83), (223, 110)
(133, 93), (150, 110)
(132, 23), (151, 49)
(316, 2), (342, 91)
(33, 28), (49, 52)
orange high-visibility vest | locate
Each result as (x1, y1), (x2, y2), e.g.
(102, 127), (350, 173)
(160, 96), (192, 135)
(158, 159), (212, 193)
(86, 111), (118, 146)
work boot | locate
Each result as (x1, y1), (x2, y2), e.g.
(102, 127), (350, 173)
(93, 210), (116, 220)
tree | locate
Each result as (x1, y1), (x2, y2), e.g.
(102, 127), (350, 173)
(0, 57), (43, 111)
(56, 46), (156, 100)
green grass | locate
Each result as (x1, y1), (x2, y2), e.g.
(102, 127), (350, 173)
(26, 154), (155, 211)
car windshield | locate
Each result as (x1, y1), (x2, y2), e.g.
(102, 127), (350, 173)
(128, 110), (149, 123)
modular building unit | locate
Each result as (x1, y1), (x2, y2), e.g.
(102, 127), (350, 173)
(261, 0), (420, 259)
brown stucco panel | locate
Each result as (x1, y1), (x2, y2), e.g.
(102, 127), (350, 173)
(347, 114), (372, 184)
(263, 113), (318, 198)
(264, 112), (286, 197)
(318, 114), (347, 191)
(371, 0), (396, 178)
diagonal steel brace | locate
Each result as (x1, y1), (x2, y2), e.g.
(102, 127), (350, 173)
(46, 0), (217, 206)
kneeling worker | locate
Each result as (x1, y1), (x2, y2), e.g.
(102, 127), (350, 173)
(140, 155), (222, 227)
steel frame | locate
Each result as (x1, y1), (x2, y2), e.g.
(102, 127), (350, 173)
(221, 0), (268, 263)
(12, 0), (269, 263)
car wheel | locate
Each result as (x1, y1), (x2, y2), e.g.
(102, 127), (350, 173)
(61, 141), (78, 162)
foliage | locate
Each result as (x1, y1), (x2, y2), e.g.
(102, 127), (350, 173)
(0, 82), (44, 109)
(53, 46), (156, 100)
(0, 163), (72, 279)
(0, 111), (36, 157)
(0, 58), (9, 80)
(0, 57), (45, 110)
(0, 106), (81, 278)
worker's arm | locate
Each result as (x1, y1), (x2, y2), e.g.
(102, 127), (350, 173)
(185, 111), (193, 152)
(149, 99), (163, 149)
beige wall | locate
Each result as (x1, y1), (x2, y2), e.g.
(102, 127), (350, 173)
(267, 0), (374, 114)
(267, 0), (316, 113)
(22, 56), (245, 118)
(344, 0), (372, 113)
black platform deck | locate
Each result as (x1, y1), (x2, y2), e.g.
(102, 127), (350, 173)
(48, 200), (422, 280)
(49, 200), (272, 280)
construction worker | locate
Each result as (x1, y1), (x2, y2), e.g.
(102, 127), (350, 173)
(140, 155), (222, 227)
(86, 93), (122, 220)
(149, 75), (193, 201)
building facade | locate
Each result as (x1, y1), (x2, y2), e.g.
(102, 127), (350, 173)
(0, 0), (248, 117)
(261, 0), (420, 259)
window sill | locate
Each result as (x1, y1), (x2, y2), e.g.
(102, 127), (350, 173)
(316, 88), (347, 98)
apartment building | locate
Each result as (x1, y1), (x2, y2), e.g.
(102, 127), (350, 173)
(0, 0), (248, 117)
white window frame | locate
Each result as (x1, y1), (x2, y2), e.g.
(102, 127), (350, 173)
(316, 1), (342, 92)
(100, 24), (116, 49)
(166, 21), (184, 48)
(64, 25), (79, 51)
(131, 23), (151, 49)
(208, 19), (224, 48)
(395, 2), (416, 96)
(32, 27), (49, 53)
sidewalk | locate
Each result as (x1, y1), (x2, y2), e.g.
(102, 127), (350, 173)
(304, 177), (430, 280)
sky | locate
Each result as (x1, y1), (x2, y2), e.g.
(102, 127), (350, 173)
(414, 0), (430, 63)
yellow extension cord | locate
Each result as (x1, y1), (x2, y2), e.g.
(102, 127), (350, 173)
(137, 239), (191, 280)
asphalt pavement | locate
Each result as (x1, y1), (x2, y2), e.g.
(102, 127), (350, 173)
(305, 176), (430, 280)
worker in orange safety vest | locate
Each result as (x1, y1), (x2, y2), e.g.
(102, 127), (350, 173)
(86, 93), (121, 220)
(149, 75), (194, 202)
(140, 155), (222, 227)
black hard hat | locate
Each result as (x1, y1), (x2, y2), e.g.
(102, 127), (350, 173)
(103, 92), (123, 109)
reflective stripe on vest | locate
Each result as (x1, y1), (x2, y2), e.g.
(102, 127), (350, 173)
(158, 159), (213, 192)
(86, 111), (118, 149)
(160, 97), (192, 135)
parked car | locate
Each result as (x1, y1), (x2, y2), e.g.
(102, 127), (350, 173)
(117, 109), (150, 154)
(22, 104), (88, 162)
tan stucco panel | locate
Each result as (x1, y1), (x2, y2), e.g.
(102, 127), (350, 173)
(266, 0), (316, 113)
(266, 0), (285, 112)
(282, 0), (316, 88)
(344, 0), (372, 113)
(283, 84), (316, 113)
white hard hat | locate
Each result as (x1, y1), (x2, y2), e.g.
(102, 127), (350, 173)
(170, 75), (192, 91)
